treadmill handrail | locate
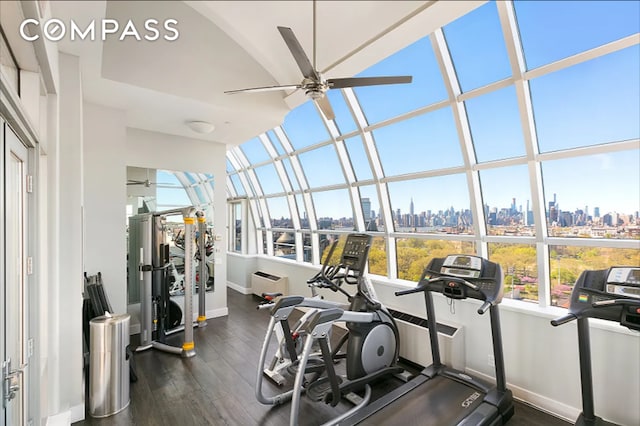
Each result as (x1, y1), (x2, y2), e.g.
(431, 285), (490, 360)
(592, 299), (640, 309)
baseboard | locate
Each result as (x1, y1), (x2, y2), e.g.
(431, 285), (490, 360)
(47, 402), (84, 425)
(466, 367), (578, 422)
(70, 403), (85, 423)
(46, 411), (70, 426)
(206, 307), (228, 318)
(227, 281), (252, 295)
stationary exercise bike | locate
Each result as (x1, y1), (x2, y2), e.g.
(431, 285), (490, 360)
(256, 234), (403, 426)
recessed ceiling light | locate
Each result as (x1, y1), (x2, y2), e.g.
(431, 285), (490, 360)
(186, 120), (215, 134)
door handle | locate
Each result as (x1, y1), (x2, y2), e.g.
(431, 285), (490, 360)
(2, 359), (27, 408)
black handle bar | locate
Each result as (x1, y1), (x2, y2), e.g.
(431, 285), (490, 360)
(551, 313), (577, 327)
(395, 282), (428, 297)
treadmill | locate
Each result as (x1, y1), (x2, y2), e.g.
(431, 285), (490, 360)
(551, 266), (640, 426)
(344, 254), (514, 425)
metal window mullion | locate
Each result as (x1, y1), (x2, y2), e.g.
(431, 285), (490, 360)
(174, 172), (199, 207)
(431, 30), (486, 258)
(499, 1), (551, 307)
(259, 133), (278, 159)
(536, 139), (640, 162)
(524, 34), (639, 82)
(386, 235), (398, 280)
(241, 199), (249, 255)
(302, 192), (317, 232)
(274, 126), (294, 154)
(547, 237), (640, 250)
(226, 176), (237, 198)
(350, 186), (365, 231)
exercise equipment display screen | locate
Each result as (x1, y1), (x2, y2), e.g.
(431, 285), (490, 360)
(606, 267), (640, 299)
(441, 255), (482, 278)
(341, 234), (372, 270)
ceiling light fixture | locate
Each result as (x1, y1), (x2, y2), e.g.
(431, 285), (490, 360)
(186, 120), (215, 134)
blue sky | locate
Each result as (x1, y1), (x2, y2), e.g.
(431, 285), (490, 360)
(226, 1), (640, 222)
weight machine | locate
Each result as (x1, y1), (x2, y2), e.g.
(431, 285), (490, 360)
(131, 207), (210, 357)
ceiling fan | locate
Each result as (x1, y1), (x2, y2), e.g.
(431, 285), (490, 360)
(224, 1), (412, 120)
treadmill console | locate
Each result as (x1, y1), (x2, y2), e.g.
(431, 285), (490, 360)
(421, 255), (504, 304)
(567, 266), (640, 331)
(340, 233), (372, 272)
(605, 267), (640, 299)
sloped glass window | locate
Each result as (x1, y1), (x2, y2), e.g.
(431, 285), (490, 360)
(344, 136), (373, 181)
(313, 189), (354, 230)
(466, 85), (526, 162)
(327, 89), (357, 134)
(479, 165), (535, 236)
(388, 174), (473, 234)
(241, 137), (271, 164)
(283, 100), (330, 150)
(515, 1), (640, 70)
(226, 159), (235, 173)
(194, 186), (206, 204)
(354, 37), (447, 124)
(254, 164), (284, 195)
(531, 46), (640, 153)
(298, 145), (344, 188)
(267, 130), (286, 156)
(549, 246), (640, 308)
(541, 150), (640, 239)
(282, 157), (301, 191)
(396, 239), (475, 282)
(267, 197), (292, 229)
(296, 194), (309, 229)
(488, 243), (538, 303)
(444, 1), (511, 92)
(373, 107), (462, 177)
(155, 171), (191, 208)
(229, 174), (246, 196)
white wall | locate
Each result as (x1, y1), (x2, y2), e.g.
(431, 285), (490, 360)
(126, 128), (228, 319)
(83, 103), (127, 314)
(235, 254), (640, 426)
(51, 52), (84, 421)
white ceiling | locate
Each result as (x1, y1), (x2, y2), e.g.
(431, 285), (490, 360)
(46, 0), (485, 146)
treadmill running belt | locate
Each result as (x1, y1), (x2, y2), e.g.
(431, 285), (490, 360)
(360, 376), (485, 425)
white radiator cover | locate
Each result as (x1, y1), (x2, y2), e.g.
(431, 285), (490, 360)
(251, 271), (288, 297)
(395, 318), (465, 371)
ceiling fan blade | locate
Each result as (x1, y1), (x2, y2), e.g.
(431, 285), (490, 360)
(277, 26), (320, 81)
(225, 84), (301, 94)
(327, 76), (413, 89)
(315, 95), (335, 121)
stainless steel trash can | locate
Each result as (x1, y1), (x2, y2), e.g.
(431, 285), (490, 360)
(89, 313), (131, 418)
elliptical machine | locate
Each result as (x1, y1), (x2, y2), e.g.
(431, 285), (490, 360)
(256, 234), (403, 426)
(551, 266), (640, 426)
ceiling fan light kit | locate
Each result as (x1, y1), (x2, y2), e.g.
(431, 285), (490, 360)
(224, 2), (412, 121)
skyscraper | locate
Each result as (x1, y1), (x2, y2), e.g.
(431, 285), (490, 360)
(361, 198), (371, 221)
(410, 198), (414, 216)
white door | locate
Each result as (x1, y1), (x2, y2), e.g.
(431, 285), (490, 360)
(2, 121), (29, 426)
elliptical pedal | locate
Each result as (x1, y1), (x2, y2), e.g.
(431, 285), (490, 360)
(306, 376), (345, 402)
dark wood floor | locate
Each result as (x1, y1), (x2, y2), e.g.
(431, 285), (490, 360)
(75, 289), (571, 426)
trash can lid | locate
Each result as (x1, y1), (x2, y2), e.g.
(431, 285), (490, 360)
(90, 313), (130, 324)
